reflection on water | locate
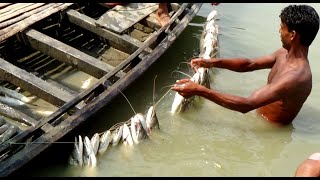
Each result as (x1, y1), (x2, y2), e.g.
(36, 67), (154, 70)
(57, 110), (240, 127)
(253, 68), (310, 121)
(13, 3), (320, 177)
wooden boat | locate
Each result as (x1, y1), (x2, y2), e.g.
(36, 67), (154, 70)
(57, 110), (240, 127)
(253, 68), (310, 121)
(0, 3), (202, 176)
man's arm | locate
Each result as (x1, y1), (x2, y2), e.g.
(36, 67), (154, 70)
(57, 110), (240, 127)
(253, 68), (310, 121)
(191, 48), (286, 72)
(172, 70), (296, 113)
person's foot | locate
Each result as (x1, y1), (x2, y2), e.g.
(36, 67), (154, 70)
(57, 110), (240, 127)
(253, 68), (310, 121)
(155, 5), (170, 27)
(101, 3), (126, 8)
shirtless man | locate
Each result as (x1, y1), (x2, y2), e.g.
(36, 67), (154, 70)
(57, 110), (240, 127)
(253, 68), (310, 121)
(171, 4), (319, 125)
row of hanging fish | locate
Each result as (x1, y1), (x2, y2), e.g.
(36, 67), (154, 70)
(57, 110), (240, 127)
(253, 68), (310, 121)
(69, 105), (160, 168)
(171, 8), (220, 114)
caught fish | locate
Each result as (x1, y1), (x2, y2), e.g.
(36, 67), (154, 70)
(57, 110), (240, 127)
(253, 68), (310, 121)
(0, 123), (10, 135)
(81, 77), (93, 89)
(83, 136), (97, 168)
(145, 106), (160, 136)
(0, 86), (35, 103)
(0, 125), (18, 143)
(98, 130), (112, 154)
(0, 116), (5, 126)
(130, 114), (148, 144)
(0, 96), (27, 107)
(69, 135), (83, 166)
(170, 73), (199, 114)
(171, 9), (219, 114)
(90, 133), (100, 156)
(122, 123), (134, 147)
(111, 124), (123, 146)
(35, 110), (54, 117)
(0, 102), (36, 126)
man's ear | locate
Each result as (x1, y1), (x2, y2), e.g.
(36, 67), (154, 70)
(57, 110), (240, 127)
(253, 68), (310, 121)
(291, 30), (296, 40)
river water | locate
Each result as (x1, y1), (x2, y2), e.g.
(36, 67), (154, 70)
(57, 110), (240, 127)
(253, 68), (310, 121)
(13, 3), (320, 177)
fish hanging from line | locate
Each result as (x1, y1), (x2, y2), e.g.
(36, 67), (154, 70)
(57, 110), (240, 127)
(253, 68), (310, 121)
(170, 8), (220, 115)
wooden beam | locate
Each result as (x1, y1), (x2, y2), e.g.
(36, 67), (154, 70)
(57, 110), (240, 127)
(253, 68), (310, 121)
(24, 29), (125, 79)
(0, 58), (76, 107)
(66, 9), (152, 54)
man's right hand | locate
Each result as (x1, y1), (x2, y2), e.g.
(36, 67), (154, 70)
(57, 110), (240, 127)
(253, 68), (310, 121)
(190, 58), (213, 70)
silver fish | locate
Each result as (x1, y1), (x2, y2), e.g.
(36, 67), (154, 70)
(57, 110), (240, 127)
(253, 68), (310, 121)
(111, 124), (123, 146)
(0, 123), (10, 135)
(69, 135), (83, 166)
(98, 130), (112, 154)
(0, 96), (26, 107)
(145, 106), (160, 136)
(171, 9), (219, 115)
(90, 133), (100, 156)
(171, 81), (196, 114)
(0, 116), (5, 126)
(122, 123), (134, 147)
(83, 136), (97, 168)
(0, 102), (35, 126)
(0, 125), (18, 143)
(130, 115), (148, 144)
(0, 86), (35, 103)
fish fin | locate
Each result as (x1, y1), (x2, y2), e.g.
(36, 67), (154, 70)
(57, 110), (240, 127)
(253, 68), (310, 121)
(14, 87), (21, 93)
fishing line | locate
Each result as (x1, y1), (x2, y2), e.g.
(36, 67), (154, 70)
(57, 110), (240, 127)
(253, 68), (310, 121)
(152, 75), (157, 108)
(3, 141), (75, 145)
(116, 88), (136, 115)
(171, 70), (192, 78)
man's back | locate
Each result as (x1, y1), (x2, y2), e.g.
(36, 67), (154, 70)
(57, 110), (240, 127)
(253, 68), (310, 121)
(257, 48), (312, 125)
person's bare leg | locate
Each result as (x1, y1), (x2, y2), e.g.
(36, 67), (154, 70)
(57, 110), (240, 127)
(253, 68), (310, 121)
(155, 3), (170, 27)
(295, 153), (320, 177)
(101, 3), (126, 8)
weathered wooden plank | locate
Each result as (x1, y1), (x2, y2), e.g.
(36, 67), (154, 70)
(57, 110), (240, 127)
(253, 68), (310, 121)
(0, 3), (45, 23)
(0, 3), (12, 9)
(95, 3), (158, 34)
(0, 3), (73, 41)
(66, 9), (152, 54)
(0, 3), (34, 16)
(24, 29), (125, 79)
(0, 58), (76, 107)
(0, 3), (49, 29)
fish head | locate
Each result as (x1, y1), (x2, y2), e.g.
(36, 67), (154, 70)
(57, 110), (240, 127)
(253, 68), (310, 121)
(207, 10), (218, 21)
(131, 113), (148, 142)
(98, 130), (112, 154)
(122, 123), (134, 146)
(171, 92), (184, 114)
(69, 135), (83, 166)
(145, 106), (160, 136)
(83, 136), (94, 166)
(111, 125), (123, 146)
(90, 133), (100, 156)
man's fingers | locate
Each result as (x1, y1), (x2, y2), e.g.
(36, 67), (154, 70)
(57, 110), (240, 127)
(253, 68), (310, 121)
(176, 79), (189, 84)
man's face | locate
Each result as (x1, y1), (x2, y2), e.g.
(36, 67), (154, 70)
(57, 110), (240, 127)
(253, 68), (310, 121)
(279, 21), (292, 50)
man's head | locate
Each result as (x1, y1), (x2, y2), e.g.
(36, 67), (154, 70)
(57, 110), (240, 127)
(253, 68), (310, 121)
(279, 4), (319, 48)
